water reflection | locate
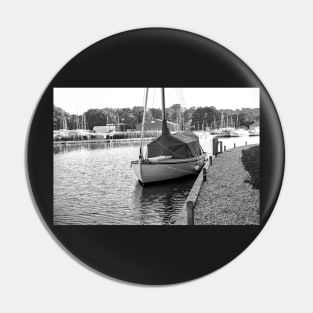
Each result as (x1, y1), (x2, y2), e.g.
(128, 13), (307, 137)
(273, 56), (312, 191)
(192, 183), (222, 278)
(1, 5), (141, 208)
(53, 141), (122, 154)
(132, 176), (195, 225)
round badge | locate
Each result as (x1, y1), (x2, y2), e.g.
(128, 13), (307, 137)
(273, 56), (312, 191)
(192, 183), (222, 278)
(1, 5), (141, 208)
(27, 28), (284, 284)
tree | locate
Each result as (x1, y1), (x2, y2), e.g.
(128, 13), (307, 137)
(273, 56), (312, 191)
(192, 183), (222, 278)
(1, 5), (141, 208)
(53, 105), (259, 132)
(149, 108), (162, 120)
(53, 106), (71, 130)
(132, 106), (144, 124)
(85, 109), (107, 129)
(168, 103), (182, 122)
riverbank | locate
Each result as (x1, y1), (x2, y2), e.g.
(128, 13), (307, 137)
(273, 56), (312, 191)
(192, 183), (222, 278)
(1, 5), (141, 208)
(194, 145), (259, 225)
(241, 145), (260, 189)
(53, 137), (154, 146)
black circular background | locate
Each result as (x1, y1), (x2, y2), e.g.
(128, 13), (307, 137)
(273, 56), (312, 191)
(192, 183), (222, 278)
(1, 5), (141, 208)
(27, 28), (284, 285)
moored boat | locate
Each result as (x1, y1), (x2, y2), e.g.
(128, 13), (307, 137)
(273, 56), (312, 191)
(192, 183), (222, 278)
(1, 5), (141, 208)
(210, 128), (223, 135)
(132, 153), (206, 184)
(248, 126), (260, 136)
(230, 128), (249, 137)
(131, 88), (207, 184)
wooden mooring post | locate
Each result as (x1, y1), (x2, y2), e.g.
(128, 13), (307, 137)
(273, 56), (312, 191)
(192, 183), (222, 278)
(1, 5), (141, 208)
(219, 141), (223, 153)
(234, 143), (236, 149)
(209, 155), (213, 166)
(186, 201), (194, 225)
(224, 145), (226, 152)
(245, 141), (247, 146)
(203, 167), (207, 181)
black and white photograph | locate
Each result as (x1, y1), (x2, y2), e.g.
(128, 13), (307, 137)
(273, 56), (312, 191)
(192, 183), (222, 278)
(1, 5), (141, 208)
(53, 87), (260, 225)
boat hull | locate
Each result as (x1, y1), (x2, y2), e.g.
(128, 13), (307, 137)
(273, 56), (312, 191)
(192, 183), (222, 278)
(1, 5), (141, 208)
(132, 154), (207, 184)
(248, 130), (260, 136)
(230, 129), (249, 137)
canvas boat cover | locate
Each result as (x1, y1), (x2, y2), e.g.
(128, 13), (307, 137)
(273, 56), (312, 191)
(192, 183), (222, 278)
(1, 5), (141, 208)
(147, 129), (201, 159)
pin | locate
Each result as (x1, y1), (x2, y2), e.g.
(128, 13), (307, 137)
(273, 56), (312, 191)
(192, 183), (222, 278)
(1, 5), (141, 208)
(27, 28), (284, 284)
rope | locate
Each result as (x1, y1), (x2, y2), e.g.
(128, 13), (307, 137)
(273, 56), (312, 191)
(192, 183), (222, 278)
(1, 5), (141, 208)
(175, 88), (182, 105)
(179, 88), (186, 109)
(174, 88), (187, 128)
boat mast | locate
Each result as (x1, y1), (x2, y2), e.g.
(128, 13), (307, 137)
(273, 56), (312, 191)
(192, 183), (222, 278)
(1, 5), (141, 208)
(61, 109), (68, 130)
(161, 87), (168, 134)
(220, 110), (224, 129)
(84, 113), (88, 130)
(83, 113), (88, 130)
(139, 88), (149, 160)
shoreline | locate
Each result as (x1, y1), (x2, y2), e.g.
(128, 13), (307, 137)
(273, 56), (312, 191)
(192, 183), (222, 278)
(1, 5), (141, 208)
(53, 137), (154, 146)
(53, 133), (260, 146)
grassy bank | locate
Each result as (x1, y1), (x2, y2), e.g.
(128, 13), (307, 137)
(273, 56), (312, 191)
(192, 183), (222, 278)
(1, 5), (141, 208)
(241, 146), (260, 189)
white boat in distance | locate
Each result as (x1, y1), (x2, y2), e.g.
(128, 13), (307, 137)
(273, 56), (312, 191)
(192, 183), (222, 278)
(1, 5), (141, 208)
(248, 126), (260, 136)
(131, 88), (207, 184)
(230, 128), (249, 137)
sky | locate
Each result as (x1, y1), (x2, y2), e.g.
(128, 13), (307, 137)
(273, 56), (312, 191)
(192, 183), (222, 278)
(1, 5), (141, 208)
(53, 88), (260, 115)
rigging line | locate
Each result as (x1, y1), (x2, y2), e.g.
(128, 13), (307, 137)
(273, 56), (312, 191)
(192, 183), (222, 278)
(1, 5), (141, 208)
(152, 88), (156, 109)
(139, 88), (149, 159)
(179, 88), (186, 109)
(179, 88), (186, 128)
(176, 88), (184, 109)
(179, 88), (186, 107)
(175, 88), (183, 107)
(176, 88), (182, 105)
(175, 88), (184, 129)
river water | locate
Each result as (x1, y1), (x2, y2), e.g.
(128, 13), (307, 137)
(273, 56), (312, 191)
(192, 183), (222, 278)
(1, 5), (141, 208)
(53, 133), (259, 225)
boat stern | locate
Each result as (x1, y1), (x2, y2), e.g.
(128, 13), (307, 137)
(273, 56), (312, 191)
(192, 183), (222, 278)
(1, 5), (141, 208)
(131, 160), (143, 183)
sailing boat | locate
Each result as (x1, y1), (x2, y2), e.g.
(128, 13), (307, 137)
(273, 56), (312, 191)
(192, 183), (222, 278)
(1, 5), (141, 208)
(75, 112), (91, 138)
(56, 109), (71, 140)
(210, 114), (222, 135)
(230, 114), (249, 137)
(61, 109), (68, 131)
(131, 88), (207, 184)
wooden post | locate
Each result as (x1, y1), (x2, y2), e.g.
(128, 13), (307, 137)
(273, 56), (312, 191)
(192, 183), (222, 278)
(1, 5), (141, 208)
(224, 146), (226, 152)
(209, 155), (213, 165)
(203, 168), (207, 181)
(186, 201), (194, 225)
(234, 143), (236, 149)
(245, 141), (247, 146)
(219, 141), (223, 153)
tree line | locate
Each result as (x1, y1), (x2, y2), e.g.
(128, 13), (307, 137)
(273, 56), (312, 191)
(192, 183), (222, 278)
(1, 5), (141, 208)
(53, 104), (259, 130)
